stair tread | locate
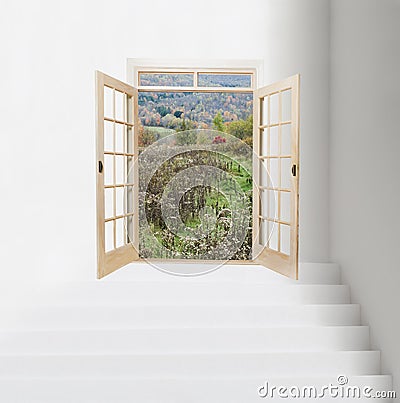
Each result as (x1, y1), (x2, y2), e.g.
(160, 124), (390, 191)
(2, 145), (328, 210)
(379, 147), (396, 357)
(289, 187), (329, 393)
(0, 375), (390, 380)
(0, 350), (381, 357)
(0, 325), (369, 331)
(102, 262), (341, 285)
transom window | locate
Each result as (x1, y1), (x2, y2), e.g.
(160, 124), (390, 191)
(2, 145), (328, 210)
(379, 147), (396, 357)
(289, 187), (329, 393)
(136, 69), (255, 92)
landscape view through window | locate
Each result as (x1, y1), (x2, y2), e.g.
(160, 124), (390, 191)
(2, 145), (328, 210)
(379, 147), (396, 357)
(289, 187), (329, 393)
(137, 72), (254, 260)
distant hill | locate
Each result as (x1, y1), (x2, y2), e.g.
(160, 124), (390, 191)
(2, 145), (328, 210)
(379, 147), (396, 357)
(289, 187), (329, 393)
(138, 91), (253, 129)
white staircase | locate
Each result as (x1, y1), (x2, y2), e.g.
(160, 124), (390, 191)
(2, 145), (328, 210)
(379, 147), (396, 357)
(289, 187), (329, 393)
(0, 263), (393, 402)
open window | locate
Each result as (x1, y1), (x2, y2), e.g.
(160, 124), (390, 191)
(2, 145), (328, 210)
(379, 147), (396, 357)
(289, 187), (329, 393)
(96, 67), (299, 279)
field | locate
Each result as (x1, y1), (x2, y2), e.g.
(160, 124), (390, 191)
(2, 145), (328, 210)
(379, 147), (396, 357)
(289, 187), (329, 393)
(138, 88), (253, 261)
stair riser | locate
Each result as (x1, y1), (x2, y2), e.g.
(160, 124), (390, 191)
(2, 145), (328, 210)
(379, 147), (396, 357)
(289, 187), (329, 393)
(0, 326), (370, 354)
(0, 377), (392, 403)
(103, 262), (341, 285)
(39, 284), (350, 305)
(0, 304), (361, 330)
(0, 352), (381, 378)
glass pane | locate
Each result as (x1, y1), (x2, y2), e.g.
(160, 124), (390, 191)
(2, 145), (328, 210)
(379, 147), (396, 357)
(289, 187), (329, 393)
(115, 123), (124, 153)
(115, 90), (125, 122)
(270, 126), (279, 156)
(280, 224), (290, 255)
(126, 126), (133, 154)
(280, 191), (291, 223)
(269, 221), (278, 251)
(259, 219), (268, 246)
(125, 186), (134, 214)
(126, 156), (134, 184)
(260, 129), (267, 156)
(260, 190), (268, 217)
(198, 73), (252, 88)
(281, 158), (292, 189)
(105, 220), (114, 252)
(139, 73), (193, 87)
(259, 160), (268, 187)
(126, 95), (134, 124)
(115, 186), (124, 216)
(104, 120), (114, 152)
(105, 188), (114, 219)
(261, 97), (268, 126)
(126, 215), (134, 244)
(104, 86), (114, 119)
(115, 155), (125, 184)
(115, 218), (125, 248)
(104, 154), (114, 186)
(268, 190), (278, 220)
(269, 158), (279, 188)
(270, 92), (279, 124)
(281, 124), (291, 155)
(280, 192), (291, 222)
(281, 89), (292, 122)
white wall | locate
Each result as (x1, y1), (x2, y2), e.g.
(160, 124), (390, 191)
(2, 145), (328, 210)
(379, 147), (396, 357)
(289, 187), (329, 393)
(1, 0), (398, 388)
(330, 0), (400, 391)
(264, 0), (331, 263)
(0, 0), (331, 286)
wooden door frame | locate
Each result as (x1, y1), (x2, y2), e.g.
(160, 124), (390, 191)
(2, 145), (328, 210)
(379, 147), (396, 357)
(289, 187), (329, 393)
(125, 61), (261, 267)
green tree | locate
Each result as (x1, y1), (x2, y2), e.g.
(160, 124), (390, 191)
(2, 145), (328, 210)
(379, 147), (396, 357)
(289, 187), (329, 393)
(178, 117), (195, 132)
(176, 118), (197, 145)
(212, 112), (225, 132)
(226, 115), (253, 140)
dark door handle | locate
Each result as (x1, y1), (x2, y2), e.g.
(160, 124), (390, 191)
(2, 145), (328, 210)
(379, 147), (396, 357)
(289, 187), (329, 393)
(98, 161), (103, 173)
(291, 164), (297, 177)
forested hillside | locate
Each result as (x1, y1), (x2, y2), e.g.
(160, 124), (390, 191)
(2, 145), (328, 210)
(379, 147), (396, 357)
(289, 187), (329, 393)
(138, 91), (253, 130)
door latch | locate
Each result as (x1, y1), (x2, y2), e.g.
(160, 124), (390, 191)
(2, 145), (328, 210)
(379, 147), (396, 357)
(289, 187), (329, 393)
(291, 164), (297, 177)
(98, 161), (103, 173)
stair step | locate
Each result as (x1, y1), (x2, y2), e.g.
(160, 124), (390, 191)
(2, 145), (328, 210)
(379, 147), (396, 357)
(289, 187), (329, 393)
(297, 262), (341, 284)
(0, 351), (381, 378)
(1, 304), (361, 330)
(0, 326), (370, 354)
(0, 375), (392, 403)
(0, 261), (389, 402)
(103, 262), (342, 284)
(34, 283), (350, 305)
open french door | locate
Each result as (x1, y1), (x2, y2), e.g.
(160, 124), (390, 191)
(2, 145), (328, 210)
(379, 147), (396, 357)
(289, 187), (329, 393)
(252, 75), (300, 279)
(96, 71), (139, 279)
(95, 70), (299, 279)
